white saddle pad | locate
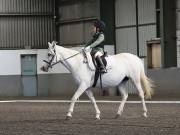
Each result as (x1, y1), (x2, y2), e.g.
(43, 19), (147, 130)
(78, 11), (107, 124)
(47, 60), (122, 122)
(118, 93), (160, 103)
(85, 52), (96, 71)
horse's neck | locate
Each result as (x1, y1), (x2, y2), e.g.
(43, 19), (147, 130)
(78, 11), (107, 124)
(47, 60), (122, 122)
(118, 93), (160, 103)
(56, 46), (81, 72)
(56, 46), (78, 58)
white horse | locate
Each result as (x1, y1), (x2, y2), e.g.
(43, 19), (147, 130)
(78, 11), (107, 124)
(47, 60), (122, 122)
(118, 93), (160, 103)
(41, 41), (154, 120)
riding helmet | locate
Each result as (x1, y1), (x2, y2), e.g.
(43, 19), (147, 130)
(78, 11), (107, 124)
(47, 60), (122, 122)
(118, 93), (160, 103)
(93, 20), (106, 32)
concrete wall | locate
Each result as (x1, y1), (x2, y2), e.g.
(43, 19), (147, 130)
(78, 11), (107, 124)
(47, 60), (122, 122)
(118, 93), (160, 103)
(0, 75), (22, 96)
(148, 68), (180, 97)
(176, 38), (180, 67)
(37, 74), (76, 97)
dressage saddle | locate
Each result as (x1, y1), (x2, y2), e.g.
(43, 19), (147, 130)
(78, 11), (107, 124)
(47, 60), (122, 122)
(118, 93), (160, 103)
(82, 50), (108, 88)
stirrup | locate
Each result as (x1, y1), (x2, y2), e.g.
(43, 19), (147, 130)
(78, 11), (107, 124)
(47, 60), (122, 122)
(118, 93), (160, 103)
(100, 68), (107, 73)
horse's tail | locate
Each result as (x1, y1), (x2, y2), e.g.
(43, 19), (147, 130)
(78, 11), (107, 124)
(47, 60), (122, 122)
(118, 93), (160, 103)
(140, 67), (154, 99)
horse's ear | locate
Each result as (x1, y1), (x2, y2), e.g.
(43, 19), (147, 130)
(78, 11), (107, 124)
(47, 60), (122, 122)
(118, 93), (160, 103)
(48, 42), (52, 47)
(54, 41), (58, 44)
(52, 41), (57, 48)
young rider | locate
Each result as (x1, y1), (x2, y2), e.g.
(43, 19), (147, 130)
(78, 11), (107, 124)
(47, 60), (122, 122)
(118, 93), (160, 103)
(84, 20), (107, 73)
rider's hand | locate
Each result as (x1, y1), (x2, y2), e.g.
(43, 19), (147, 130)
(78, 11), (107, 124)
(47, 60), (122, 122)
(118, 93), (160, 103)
(84, 46), (91, 51)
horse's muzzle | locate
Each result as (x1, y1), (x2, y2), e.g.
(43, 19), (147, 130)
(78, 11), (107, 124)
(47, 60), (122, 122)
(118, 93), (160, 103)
(40, 66), (49, 72)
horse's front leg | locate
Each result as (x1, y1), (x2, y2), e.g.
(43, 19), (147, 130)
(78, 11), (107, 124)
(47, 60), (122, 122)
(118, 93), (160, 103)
(85, 89), (100, 120)
(66, 82), (88, 120)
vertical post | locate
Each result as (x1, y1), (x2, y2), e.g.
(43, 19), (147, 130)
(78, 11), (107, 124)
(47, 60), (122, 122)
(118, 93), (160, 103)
(160, 0), (177, 67)
(135, 0), (140, 56)
(100, 0), (115, 53)
(160, 0), (165, 67)
(53, 0), (59, 42)
(113, 0), (116, 54)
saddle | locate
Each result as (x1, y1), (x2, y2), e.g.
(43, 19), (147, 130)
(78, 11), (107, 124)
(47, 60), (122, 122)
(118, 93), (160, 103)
(82, 49), (107, 70)
(92, 56), (107, 71)
(82, 50), (108, 88)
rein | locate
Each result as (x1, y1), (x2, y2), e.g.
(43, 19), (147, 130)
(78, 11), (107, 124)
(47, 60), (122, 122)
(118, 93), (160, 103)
(43, 50), (83, 68)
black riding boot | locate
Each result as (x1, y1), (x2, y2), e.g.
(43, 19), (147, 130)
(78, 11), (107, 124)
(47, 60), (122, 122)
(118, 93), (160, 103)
(96, 56), (107, 73)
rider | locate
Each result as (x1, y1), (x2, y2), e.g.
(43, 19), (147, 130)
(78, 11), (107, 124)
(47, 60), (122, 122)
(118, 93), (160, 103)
(84, 20), (107, 73)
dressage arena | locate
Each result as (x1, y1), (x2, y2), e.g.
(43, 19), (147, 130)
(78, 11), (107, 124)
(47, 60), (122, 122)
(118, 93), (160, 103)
(1, 0), (180, 135)
(0, 100), (180, 135)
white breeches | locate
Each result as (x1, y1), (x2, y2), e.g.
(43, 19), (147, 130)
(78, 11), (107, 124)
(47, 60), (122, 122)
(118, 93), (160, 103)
(94, 52), (103, 58)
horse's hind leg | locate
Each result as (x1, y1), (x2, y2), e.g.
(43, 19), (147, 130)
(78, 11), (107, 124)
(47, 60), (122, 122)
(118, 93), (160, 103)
(85, 89), (100, 119)
(116, 81), (128, 118)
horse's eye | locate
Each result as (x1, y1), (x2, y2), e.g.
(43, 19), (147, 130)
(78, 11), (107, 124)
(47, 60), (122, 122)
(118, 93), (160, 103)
(48, 53), (51, 56)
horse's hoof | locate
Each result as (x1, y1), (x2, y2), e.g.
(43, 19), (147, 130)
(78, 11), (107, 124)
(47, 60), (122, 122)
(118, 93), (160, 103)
(95, 117), (100, 120)
(143, 113), (148, 118)
(65, 116), (72, 120)
(115, 114), (120, 119)
(95, 114), (100, 120)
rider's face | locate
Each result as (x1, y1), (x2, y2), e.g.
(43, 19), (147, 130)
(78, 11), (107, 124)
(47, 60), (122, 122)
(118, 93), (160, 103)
(92, 26), (96, 33)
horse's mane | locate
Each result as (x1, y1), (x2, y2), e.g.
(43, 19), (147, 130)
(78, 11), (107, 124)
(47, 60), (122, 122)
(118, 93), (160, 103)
(55, 45), (80, 55)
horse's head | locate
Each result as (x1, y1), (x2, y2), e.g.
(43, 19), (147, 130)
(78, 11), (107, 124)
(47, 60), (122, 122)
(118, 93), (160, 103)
(41, 41), (58, 72)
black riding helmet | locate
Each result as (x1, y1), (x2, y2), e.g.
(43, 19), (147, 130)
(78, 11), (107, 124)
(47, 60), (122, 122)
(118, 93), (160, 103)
(94, 20), (106, 32)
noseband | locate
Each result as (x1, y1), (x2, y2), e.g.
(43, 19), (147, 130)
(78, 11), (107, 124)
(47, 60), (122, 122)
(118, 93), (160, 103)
(43, 48), (57, 68)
